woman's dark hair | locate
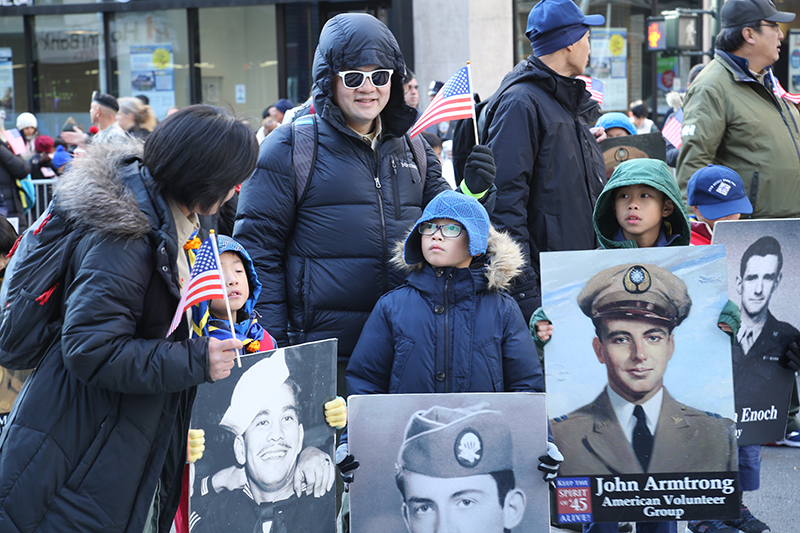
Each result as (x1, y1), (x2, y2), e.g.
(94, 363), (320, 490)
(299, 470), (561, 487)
(0, 216), (18, 256)
(144, 105), (258, 214)
(715, 23), (760, 53)
(629, 100), (649, 119)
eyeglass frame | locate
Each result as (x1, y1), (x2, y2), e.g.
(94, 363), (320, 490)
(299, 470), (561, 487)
(755, 21), (780, 30)
(418, 221), (464, 238)
(337, 69), (394, 90)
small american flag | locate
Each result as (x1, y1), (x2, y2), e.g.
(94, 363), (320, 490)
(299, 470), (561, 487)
(577, 76), (604, 106)
(2, 129), (26, 155)
(768, 69), (800, 104)
(410, 66), (475, 138)
(662, 108), (683, 148)
(167, 237), (226, 337)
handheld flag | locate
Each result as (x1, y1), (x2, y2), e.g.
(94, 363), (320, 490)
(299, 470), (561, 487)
(2, 129), (26, 156)
(167, 236), (226, 337)
(410, 65), (475, 138)
(661, 108), (683, 149)
(577, 76), (605, 107)
(768, 69), (800, 104)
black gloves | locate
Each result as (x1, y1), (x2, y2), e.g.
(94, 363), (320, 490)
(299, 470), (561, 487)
(462, 145), (495, 196)
(537, 442), (564, 486)
(336, 444), (360, 490)
(781, 341), (800, 371)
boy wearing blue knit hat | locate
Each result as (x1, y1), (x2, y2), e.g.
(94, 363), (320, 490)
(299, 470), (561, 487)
(346, 190), (543, 398)
(339, 191), (558, 502)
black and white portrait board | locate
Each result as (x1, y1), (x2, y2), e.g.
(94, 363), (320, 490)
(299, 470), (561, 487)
(713, 219), (800, 445)
(540, 246), (738, 525)
(347, 392), (549, 533)
(189, 339), (337, 533)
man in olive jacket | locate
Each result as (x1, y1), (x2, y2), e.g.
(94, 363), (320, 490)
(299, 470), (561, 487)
(677, 0), (800, 218)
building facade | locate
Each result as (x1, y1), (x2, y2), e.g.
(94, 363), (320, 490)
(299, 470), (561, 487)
(2, 0), (799, 137)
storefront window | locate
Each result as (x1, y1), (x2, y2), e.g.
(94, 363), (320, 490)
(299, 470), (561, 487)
(0, 16), (27, 131)
(33, 14), (103, 137)
(198, 5), (279, 129)
(109, 11), (190, 121)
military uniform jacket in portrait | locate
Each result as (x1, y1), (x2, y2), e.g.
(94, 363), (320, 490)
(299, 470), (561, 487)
(552, 388), (737, 476)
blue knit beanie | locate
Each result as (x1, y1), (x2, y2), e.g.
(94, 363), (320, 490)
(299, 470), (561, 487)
(52, 145), (73, 170)
(404, 190), (490, 265)
(596, 112), (637, 136)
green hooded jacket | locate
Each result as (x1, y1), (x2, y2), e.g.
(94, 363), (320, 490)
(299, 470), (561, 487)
(593, 158), (691, 249)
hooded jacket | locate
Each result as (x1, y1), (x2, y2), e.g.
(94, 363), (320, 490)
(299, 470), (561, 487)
(593, 159), (691, 250)
(677, 50), (800, 218)
(193, 235), (276, 353)
(485, 56), (606, 321)
(345, 228), (544, 411)
(234, 14), (449, 361)
(0, 141), (211, 532)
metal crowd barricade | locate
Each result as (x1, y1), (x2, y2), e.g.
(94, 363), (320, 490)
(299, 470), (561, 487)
(25, 179), (58, 228)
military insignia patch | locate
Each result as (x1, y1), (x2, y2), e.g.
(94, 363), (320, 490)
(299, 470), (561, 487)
(454, 428), (483, 468)
(623, 265), (651, 294)
(715, 181), (731, 196)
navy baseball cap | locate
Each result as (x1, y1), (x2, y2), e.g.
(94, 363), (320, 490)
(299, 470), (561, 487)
(720, 0), (795, 28)
(527, 0), (605, 57)
(687, 165), (753, 220)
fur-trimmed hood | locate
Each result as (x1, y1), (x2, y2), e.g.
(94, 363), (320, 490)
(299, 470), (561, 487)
(392, 226), (524, 292)
(52, 139), (151, 240)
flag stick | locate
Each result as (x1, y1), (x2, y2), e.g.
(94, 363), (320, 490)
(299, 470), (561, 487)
(466, 61), (479, 147)
(208, 230), (242, 367)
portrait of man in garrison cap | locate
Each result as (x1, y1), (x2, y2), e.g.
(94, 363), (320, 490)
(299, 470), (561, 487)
(347, 393), (550, 533)
(540, 247), (738, 478)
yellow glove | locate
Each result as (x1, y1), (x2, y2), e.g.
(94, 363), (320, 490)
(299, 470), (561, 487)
(324, 397), (347, 429)
(187, 428), (205, 464)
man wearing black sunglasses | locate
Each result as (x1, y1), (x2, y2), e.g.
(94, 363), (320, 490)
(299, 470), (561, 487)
(677, 0), (800, 222)
(234, 13), (495, 410)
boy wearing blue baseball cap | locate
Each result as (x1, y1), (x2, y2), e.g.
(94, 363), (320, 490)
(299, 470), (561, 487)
(687, 164), (753, 245)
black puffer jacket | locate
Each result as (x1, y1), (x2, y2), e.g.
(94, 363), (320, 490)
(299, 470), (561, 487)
(0, 141), (30, 228)
(234, 14), (449, 361)
(0, 142), (211, 532)
(485, 56), (606, 321)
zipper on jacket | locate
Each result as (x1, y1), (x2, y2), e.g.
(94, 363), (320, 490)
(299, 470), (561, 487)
(764, 85), (800, 165)
(748, 171), (759, 216)
(391, 157), (401, 221)
(444, 272), (452, 393)
(374, 154), (389, 293)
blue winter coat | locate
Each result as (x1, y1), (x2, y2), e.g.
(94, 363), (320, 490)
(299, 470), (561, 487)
(485, 56), (606, 321)
(346, 228), (543, 403)
(234, 15), (450, 362)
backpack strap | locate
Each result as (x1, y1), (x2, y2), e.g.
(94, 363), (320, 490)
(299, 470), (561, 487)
(292, 114), (318, 206)
(407, 133), (427, 185)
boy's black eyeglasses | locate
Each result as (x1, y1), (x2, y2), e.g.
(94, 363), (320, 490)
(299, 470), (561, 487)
(337, 69), (393, 90)
(418, 222), (463, 238)
(757, 22), (780, 29)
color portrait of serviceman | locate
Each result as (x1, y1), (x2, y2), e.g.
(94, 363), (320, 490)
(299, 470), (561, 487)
(194, 351), (331, 533)
(736, 236), (800, 357)
(551, 264), (737, 477)
(395, 405), (526, 533)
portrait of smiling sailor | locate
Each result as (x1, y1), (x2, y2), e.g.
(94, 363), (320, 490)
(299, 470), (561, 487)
(395, 405), (527, 533)
(193, 351), (330, 533)
(551, 263), (737, 476)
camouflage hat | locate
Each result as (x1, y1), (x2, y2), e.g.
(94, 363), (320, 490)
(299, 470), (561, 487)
(397, 405), (513, 478)
(577, 263), (691, 327)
